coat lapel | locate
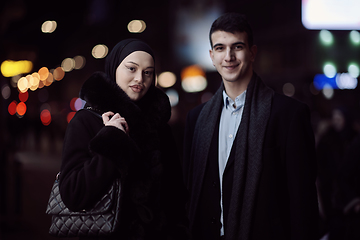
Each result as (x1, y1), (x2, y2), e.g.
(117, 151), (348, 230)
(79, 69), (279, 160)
(187, 83), (224, 228)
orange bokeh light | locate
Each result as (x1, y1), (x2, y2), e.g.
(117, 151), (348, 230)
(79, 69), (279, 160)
(38, 67), (49, 80)
(181, 65), (205, 79)
(16, 102), (27, 116)
(53, 67), (65, 81)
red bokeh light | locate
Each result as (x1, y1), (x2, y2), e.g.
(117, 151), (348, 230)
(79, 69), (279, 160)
(70, 97), (77, 111)
(40, 109), (51, 126)
(8, 101), (17, 115)
(67, 112), (76, 123)
(19, 91), (29, 102)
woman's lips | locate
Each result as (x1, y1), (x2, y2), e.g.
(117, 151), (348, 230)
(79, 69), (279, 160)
(130, 85), (143, 93)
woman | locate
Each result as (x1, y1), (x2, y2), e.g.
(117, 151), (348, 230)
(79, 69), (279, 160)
(59, 39), (189, 239)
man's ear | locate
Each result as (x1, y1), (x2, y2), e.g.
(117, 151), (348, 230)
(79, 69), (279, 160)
(250, 45), (257, 62)
(209, 49), (214, 64)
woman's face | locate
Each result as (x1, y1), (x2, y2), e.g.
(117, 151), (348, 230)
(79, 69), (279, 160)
(116, 51), (154, 101)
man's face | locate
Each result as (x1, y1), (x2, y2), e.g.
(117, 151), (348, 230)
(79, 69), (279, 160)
(209, 30), (257, 84)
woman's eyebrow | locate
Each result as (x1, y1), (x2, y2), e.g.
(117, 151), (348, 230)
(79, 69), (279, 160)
(126, 61), (139, 66)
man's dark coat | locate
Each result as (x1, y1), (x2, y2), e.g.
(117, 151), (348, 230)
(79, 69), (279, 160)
(183, 74), (319, 240)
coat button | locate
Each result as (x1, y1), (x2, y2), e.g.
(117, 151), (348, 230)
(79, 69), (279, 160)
(212, 181), (217, 187)
(211, 217), (216, 224)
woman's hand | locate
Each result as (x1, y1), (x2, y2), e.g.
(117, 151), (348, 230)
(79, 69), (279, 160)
(102, 111), (129, 134)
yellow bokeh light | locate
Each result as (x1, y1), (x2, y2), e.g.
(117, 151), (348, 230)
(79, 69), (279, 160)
(158, 71), (177, 88)
(18, 77), (29, 93)
(30, 72), (40, 90)
(26, 75), (33, 88)
(1, 60), (33, 77)
(92, 44), (108, 59)
(41, 20), (57, 33)
(128, 20), (146, 33)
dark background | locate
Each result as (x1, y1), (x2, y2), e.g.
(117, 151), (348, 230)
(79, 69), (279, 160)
(1, 0), (359, 239)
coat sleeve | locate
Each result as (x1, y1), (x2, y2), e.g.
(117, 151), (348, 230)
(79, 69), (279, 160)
(59, 109), (138, 211)
(285, 103), (319, 240)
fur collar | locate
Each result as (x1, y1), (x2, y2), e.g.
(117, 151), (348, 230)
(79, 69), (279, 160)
(79, 71), (171, 130)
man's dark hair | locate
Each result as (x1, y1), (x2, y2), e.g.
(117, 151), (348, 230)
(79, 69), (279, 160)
(209, 12), (254, 48)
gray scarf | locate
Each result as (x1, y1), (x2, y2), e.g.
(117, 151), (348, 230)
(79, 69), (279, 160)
(190, 72), (274, 240)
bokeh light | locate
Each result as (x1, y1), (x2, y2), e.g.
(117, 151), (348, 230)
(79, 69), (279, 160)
(350, 30), (360, 45)
(158, 71), (177, 88)
(19, 91), (29, 102)
(283, 83), (295, 97)
(348, 63), (359, 78)
(322, 84), (334, 99)
(92, 44), (108, 59)
(1, 60), (33, 77)
(70, 98), (77, 111)
(165, 89), (179, 107)
(45, 72), (54, 86)
(61, 58), (75, 72)
(8, 101), (17, 115)
(323, 63), (337, 78)
(29, 72), (40, 91)
(11, 75), (21, 88)
(181, 65), (207, 93)
(1, 84), (11, 99)
(128, 20), (146, 33)
(336, 73), (358, 89)
(40, 109), (52, 126)
(74, 55), (86, 69)
(38, 67), (49, 80)
(18, 77), (29, 93)
(75, 98), (85, 111)
(67, 112), (76, 123)
(319, 30), (333, 46)
(16, 102), (27, 116)
(40, 103), (51, 113)
(53, 67), (65, 81)
(41, 20), (57, 33)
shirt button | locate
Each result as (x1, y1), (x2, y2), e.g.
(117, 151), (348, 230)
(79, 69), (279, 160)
(229, 134), (233, 138)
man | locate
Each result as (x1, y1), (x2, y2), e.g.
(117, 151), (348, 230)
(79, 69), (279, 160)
(183, 12), (319, 240)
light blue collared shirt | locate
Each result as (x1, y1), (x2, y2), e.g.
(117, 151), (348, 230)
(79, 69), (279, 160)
(218, 90), (246, 236)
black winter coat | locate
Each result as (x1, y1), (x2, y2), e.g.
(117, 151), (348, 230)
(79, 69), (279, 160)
(59, 72), (189, 240)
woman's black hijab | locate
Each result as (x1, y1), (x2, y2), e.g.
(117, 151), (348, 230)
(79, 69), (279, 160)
(105, 38), (155, 83)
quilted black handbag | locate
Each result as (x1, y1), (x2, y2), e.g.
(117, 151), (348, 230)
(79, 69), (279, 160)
(46, 172), (121, 237)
